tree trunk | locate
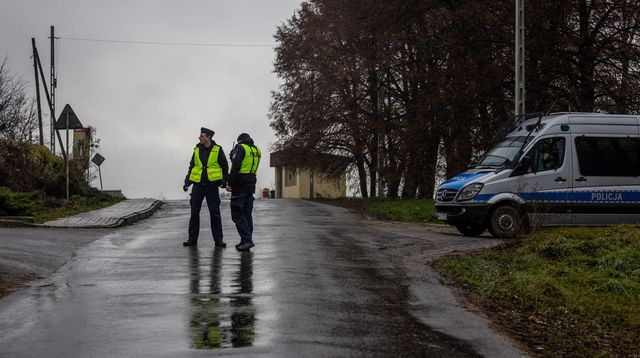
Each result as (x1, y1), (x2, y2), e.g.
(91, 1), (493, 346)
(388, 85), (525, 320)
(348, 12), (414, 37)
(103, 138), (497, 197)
(356, 157), (368, 198)
(445, 131), (472, 178)
(417, 138), (440, 199)
(369, 133), (378, 198)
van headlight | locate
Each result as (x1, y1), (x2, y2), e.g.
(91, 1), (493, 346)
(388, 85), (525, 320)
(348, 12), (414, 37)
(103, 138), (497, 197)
(456, 183), (484, 201)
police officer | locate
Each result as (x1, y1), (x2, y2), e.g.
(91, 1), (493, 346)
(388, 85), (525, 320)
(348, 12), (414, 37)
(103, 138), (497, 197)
(183, 127), (229, 247)
(228, 133), (261, 251)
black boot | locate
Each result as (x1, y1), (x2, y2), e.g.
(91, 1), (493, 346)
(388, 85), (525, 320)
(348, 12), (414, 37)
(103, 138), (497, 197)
(183, 240), (197, 247)
(236, 242), (255, 251)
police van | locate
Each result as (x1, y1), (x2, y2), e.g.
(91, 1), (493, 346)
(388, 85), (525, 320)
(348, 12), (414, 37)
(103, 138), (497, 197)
(435, 112), (640, 238)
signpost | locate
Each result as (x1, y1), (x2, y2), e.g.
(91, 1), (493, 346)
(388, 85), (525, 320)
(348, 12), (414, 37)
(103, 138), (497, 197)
(91, 153), (105, 190)
(55, 104), (83, 199)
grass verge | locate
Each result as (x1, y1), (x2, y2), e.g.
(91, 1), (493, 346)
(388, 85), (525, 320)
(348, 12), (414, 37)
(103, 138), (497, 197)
(1, 186), (125, 224)
(321, 198), (438, 224)
(433, 225), (640, 357)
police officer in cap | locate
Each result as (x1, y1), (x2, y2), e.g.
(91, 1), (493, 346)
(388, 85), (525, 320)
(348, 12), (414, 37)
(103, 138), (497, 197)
(183, 127), (229, 247)
(228, 133), (261, 251)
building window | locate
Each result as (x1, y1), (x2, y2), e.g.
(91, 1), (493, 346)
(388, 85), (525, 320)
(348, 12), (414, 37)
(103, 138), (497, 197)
(285, 166), (297, 186)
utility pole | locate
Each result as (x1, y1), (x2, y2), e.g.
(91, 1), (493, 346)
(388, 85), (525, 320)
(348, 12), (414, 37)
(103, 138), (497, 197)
(31, 38), (44, 146)
(35, 47), (67, 162)
(50, 25), (56, 154)
(515, 0), (525, 115)
(376, 81), (384, 198)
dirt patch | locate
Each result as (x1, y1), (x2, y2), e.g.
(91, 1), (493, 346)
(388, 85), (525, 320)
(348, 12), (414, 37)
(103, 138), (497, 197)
(0, 271), (39, 299)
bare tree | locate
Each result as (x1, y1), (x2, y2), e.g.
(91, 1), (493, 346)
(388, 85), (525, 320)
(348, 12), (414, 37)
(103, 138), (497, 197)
(0, 57), (39, 143)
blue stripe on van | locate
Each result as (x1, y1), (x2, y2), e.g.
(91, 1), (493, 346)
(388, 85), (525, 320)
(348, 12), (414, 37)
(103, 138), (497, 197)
(468, 191), (640, 203)
(521, 192), (568, 201)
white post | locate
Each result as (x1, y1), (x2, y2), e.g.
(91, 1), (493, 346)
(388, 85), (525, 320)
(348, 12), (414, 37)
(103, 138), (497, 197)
(65, 113), (69, 200)
(98, 165), (103, 190)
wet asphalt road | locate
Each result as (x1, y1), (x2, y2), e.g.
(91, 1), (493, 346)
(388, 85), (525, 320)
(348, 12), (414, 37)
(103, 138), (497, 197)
(0, 200), (525, 357)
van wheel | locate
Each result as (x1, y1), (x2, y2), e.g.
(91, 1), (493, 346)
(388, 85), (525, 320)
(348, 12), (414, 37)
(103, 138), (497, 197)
(455, 224), (486, 237)
(488, 204), (523, 238)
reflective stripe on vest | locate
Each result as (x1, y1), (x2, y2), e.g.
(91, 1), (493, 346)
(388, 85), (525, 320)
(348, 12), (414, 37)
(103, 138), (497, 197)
(239, 144), (261, 174)
(189, 145), (222, 182)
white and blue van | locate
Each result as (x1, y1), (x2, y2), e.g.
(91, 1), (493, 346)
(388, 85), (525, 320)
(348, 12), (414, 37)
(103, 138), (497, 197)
(435, 112), (640, 238)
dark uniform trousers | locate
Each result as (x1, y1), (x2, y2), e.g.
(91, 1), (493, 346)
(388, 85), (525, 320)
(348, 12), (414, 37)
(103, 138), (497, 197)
(230, 193), (254, 245)
(188, 184), (223, 243)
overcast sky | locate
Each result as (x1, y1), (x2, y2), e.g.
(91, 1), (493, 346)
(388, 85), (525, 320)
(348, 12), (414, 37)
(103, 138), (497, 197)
(0, 0), (302, 199)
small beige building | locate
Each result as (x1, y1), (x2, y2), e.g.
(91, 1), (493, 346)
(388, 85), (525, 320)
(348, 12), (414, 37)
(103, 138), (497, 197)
(270, 151), (347, 199)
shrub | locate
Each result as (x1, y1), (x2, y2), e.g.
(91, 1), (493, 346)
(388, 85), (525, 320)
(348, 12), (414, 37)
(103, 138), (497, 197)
(0, 138), (95, 198)
(0, 186), (41, 216)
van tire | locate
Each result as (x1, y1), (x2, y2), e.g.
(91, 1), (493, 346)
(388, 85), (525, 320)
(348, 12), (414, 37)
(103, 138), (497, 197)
(488, 204), (523, 238)
(455, 224), (486, 237)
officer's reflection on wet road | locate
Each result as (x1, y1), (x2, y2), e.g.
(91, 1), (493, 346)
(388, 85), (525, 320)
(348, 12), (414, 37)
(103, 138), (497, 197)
(188, 248), (255, 349)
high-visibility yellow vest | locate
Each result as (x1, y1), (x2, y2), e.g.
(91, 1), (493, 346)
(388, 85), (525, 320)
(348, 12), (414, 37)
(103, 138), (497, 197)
(239, 144), (261, 174)
(189, 145), (222, 182)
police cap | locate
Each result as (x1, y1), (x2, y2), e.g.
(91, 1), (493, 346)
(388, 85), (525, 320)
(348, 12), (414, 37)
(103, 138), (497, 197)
(200, 127), (215, 137)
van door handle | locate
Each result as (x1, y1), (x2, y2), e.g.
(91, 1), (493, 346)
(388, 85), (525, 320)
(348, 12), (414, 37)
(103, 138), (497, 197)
(554, 177), (567, 183)
(575, 177), (588, 182)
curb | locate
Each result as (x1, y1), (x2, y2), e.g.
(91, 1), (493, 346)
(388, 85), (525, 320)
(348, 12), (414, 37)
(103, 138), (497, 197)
(0, 220), (42, 228)
(45, 200), (164, 228)
(117, 200), (164, 227)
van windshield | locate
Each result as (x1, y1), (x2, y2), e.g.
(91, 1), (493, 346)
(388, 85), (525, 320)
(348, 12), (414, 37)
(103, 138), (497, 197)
(470, 136), (531, 168)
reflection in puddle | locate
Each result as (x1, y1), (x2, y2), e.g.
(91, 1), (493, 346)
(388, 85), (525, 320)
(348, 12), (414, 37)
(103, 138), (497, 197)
(231, 251), (255, 346)
(189, 248), (255, 349)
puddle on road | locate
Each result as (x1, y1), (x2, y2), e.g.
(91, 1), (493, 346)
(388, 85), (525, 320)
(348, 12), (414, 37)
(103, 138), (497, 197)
(189, 248), (255, 349)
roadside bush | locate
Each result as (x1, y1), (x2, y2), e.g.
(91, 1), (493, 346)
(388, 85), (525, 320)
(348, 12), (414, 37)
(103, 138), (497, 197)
(0, 186), (41, 216)
(0, 138), (95, 197)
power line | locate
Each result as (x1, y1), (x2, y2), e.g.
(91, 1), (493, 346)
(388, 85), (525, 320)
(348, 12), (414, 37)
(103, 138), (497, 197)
(59, 36), (275, 48)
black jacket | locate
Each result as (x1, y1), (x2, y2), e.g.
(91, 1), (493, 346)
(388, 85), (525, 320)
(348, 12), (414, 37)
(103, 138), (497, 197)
(229, 136), (258, 194)
(184, 142), (229, 186)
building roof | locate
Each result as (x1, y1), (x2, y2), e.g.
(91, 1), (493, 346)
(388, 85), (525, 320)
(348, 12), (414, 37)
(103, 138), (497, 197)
(270, 150), (348, 169)
(269, 150), (292, 167)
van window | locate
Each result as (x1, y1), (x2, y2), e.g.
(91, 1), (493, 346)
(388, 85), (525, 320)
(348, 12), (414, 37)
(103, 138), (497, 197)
(523, 137), (565, 173)
(575, 137), (640, 177)
(471, 136), (532, 168)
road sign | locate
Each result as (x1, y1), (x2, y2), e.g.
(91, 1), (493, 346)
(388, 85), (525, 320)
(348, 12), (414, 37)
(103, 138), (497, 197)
(92, 153), (105, 166)
(54, 104), (83, 129)
(91, 153), (105, 190)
